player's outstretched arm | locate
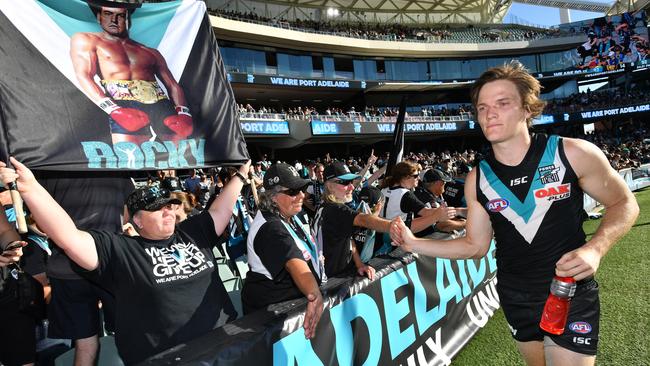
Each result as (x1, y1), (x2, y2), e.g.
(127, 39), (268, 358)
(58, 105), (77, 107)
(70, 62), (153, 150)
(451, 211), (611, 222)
(556, 138), (639, 280)
(391, 169), (493, 259)
(0, 157), (98, 270)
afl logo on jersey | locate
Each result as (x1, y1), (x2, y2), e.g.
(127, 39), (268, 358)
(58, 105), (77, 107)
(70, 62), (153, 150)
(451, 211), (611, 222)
(486, 198), (509, 212)
(569, 321), (592, 334)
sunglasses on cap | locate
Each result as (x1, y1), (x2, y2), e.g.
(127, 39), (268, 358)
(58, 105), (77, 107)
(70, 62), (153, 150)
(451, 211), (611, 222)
(279, 186), (308, 197)
(334, 179), (355, 186)
(142, 187), (171, 204)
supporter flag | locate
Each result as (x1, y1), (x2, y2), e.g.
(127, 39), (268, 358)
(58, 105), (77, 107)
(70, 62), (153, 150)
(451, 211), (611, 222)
(385, 96), (407, 176)
(0, 0), (248, 171)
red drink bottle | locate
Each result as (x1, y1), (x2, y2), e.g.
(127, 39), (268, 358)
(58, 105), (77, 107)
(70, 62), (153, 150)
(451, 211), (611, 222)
(539, 276), (576, 335)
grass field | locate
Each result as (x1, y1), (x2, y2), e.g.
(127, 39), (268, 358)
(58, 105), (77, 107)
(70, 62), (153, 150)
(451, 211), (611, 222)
(453, 188), (650, 366)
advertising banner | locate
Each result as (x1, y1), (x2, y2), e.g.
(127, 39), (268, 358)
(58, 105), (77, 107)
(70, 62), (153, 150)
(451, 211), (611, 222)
(310, 120), (477, 136)
(145, 244), (499, 365)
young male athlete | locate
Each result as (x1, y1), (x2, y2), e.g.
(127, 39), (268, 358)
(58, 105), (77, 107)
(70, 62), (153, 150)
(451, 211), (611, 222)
(391, 62), (639, 366)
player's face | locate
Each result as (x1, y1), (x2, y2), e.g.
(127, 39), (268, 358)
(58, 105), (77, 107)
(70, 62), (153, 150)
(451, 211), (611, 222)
(476, 79), (531, 144)
(98, 7), (128, 37)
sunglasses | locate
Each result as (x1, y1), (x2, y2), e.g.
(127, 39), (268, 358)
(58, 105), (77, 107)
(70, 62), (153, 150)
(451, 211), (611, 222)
(410, 174), (420, 179)
(279, 186), (307, 197)
(334, 179), (355, 186)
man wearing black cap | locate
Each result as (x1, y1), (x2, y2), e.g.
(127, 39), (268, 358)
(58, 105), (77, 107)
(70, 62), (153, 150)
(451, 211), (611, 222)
(414, 169), (466, 238)
(0, 157), (251, 365)
(242, 163), (323, 339)
(312, 161), (394, 279)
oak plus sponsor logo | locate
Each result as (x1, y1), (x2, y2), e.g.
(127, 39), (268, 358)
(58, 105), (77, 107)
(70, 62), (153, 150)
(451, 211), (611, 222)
(486, 198), (509, 212)
(538, 164), (560, 184)
(145, 241), (213, 284)
(534, 183), (571, 202)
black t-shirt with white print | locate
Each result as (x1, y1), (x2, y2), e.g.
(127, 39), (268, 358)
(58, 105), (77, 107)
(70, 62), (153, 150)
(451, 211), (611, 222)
(241, 210), (320, 315)
(319, 202), (360, 277)
(82, 212), (236, 365)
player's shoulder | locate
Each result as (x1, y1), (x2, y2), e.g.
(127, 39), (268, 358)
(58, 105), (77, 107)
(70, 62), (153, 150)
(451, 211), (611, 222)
(560, 136), (603, 159)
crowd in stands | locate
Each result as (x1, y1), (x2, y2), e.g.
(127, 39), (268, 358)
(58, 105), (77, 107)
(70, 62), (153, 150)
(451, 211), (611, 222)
(239, 84), (650, 121)
(210, 8), (565, 43)
(238, 103), (473, 120)
(574, 11), (649, 71)
(545, 87), (650, 115)
(579, 126), (650, 169)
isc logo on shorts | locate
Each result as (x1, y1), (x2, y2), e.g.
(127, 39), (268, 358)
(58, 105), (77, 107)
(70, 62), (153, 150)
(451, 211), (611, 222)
(569, 321), (592, 334)
(486, 198), (509, 212)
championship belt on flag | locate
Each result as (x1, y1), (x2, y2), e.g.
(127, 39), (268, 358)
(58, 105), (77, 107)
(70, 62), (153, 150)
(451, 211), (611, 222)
(101, 79), (167, 104)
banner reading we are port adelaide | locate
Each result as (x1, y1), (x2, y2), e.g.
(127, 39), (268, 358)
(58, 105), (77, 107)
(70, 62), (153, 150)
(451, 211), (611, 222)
(0, 0), (248, 171)
(146, 245), (499, 366)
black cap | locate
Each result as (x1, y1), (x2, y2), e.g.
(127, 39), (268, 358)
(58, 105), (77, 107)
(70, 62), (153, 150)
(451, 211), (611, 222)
(358, 186), (382, 207)
(263, 163), (310, 190)
(422, 169), (453, 183)
(126, 186), (181, 216)
(160, 177), (182, 192)
(324, 161), (359, 181)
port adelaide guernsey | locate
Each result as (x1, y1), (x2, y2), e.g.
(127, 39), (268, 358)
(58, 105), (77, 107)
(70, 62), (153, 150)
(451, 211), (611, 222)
(476, 134), (587, 291)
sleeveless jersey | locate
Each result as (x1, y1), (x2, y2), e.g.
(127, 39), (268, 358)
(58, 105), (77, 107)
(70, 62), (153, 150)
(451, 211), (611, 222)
(380, 187), (410, 220)
(476, 134), (586, 290)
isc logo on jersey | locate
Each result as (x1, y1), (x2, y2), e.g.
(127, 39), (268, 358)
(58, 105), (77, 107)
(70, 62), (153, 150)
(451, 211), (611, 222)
(569, 321), (592, 334)
(486, 198), (509, 212)
(534, 183), (571, 202)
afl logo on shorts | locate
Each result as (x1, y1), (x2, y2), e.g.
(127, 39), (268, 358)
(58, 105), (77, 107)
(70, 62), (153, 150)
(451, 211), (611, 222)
(486, 198), (509, 212)
(569, 321), (592, 334)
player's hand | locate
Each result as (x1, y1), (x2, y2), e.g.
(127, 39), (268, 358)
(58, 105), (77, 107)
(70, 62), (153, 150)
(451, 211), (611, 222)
(0, 157), (36, 194)
(303, 292), (323, 339)
(357, 264), (375, 280)
(390, 217), (415, 251)
(555, 245), (602, 281)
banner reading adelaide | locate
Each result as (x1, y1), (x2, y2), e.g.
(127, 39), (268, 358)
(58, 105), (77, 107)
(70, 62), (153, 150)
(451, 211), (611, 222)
(0, 0), (248, 170)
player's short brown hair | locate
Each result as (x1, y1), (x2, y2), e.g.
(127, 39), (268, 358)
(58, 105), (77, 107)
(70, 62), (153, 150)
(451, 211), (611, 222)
(470, 60), (546, 128)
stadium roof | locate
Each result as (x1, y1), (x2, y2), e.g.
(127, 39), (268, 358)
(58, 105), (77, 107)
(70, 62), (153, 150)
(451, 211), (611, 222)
(513, 0), (612, 12)
(218, 0), (625, 24)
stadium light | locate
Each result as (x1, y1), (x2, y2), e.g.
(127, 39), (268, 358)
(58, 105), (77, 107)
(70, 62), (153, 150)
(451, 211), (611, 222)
(326, 7), (339, 18)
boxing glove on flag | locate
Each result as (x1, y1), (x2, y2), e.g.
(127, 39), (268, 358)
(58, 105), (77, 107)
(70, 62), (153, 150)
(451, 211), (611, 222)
(163, 106), (193, 138)
(99, 98), (150, 132)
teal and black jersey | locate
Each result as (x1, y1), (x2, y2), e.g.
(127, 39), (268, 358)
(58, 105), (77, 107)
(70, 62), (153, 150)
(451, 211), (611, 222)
(476, 134), (587, 291)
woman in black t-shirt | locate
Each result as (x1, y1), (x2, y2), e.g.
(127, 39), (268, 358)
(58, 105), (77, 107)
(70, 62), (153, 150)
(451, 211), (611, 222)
(0, 158), (251, 365)
(242, 163), (323, 339)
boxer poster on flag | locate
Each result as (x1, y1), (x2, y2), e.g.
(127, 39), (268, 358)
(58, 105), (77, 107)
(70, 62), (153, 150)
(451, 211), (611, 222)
(0, 0), (248, 171)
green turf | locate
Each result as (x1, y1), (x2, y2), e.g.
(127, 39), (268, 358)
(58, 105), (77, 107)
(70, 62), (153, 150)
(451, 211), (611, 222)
(452, 188), (650, 366)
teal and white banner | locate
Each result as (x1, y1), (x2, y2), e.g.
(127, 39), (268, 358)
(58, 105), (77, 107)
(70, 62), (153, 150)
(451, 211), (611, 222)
(0, 0), (248, 170)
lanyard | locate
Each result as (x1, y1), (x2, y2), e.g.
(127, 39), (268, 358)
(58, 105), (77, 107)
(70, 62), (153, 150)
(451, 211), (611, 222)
(281, 216), (321, 279)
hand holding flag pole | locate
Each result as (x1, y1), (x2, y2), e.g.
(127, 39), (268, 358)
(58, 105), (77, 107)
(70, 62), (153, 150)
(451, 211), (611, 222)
(1, 159), (28, 233)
